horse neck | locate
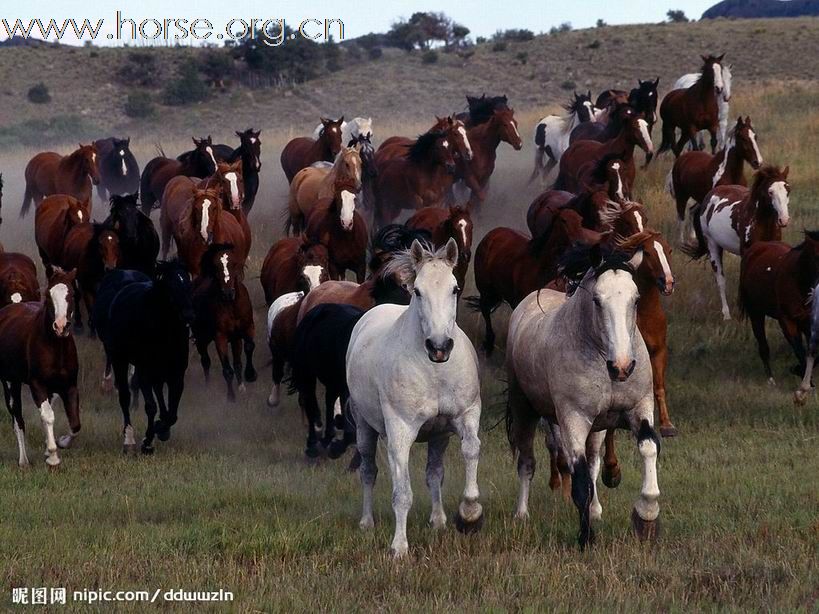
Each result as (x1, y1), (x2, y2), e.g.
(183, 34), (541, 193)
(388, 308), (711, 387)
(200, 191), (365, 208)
(722, 143), (745, 182)
(395, 299), (427, 353)
(606, 131), (636, 162)
(316, 136), (334, 160)
(469, 120), (502, 155)
(60, 152), (86, 183)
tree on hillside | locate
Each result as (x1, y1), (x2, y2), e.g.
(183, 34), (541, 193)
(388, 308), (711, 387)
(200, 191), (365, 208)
(240, 25), (326, 83)
(386, 12), (467, 51)
(667, 9), (690, 22)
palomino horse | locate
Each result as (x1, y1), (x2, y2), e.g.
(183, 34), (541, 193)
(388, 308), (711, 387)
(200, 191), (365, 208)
(740, 231), (819, 385)
(373, 131), (456, 227)
(673, 63), (733, 150)
(0, 252), (39, 307)
(0, 268), (82, 467)
(139, 137), (218, 214)
(93, 137), (140, 201)
(405, 205), (473, 294)
(659, 54), (725, 156)
(684, 165), (791, 319)
(260, 236), (330, 305)
(281, 117), (344, 183)
(21, 144), (100, 217)
(669, 116), (763, 239)
(103, 193), (160, 276)
(347, 239), (485, 557)
(556, 110), (653, 198)
(506, 245), (661, 547)
(530, 92), (597, 184)
(287, 147), (362, 234)
(101, 261), (193, 454)
(313, 117), (373, 146)
(192, 244), (257, 402)
(34, 195), (90, 275)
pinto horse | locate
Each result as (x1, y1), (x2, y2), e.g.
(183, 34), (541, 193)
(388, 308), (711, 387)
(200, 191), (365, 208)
(103, 193), (159, 276)
(669, 116), (763, 237)
(21, 144), (100, 217)
(260, 236), (330, 305)
(0, 252), (39, 307)
(405, 205), (473, 293)
(0, 269), (81, 467)
(280, 117), (344, 183)
(34, 195), (90, 275)
(93, 137), (140, 201)
(684, 165), (791, 319)
(659, 54), (725, 156)
(530, 92), (596, 184)
(195, 161), (252, 260)
(139, 137), (218, 214)
(192, 244), (256, 401)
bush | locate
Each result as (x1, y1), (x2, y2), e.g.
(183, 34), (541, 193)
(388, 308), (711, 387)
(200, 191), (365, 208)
(596, 19), (607, 27)
(422, 50), (438, 64)
(124, 91), (155, 118)
(491, 41), (507, 52)
(550, 22), (573, 35)
(516, 51), (528, 64)
(368, 47), (383, 60)
(117, 51), (162, 87)
(27, 82), (51, 104)
(200, 50), (232, 83)
(667, 9), (689, 23)
(495, 28), (534, 42)
(560, 80), (577, 90)
(475, 36), (487, 44)
(162, 60), (209, 106)
(587, 39), (602, 49)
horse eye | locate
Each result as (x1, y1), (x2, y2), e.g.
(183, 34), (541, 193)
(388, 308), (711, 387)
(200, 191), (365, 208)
(593, 298), (601, 307)
(414, 288), (421, 298)
(453, 286), (460, 295)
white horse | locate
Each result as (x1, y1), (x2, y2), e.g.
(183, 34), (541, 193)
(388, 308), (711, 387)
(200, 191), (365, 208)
(346, 239), (484, 558)
(505, 245), (661, 547)
(673, 63), (733, 149)
(313, 117), (373, 147)
(529, 92), (597, 185)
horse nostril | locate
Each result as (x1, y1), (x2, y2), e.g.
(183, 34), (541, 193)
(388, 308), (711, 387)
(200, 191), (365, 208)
(625, 360), (636, 377)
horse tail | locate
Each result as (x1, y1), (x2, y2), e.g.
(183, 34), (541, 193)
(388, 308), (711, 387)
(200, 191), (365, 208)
(657, 120), (675, 156)
(281, 207), (295, 236)
(20, 185), (33, 218)
(737, 278), (749, 321)
(665, 168), (675, 198)
(679, 203), (709, 260)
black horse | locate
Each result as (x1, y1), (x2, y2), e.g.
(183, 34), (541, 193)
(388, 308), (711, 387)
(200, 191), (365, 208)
(94, 137), (140, 201)
(103, 261), (193, 454)
(104, 193), (159, 276)
(140, 136), (217, 214)
(291, 303), (365, 460)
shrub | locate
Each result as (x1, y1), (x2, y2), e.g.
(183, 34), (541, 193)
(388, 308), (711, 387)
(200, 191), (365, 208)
(491, 41), (507, 52)
(124, 91), (155, 118)
(200, 50), (232, 83)
(496, 28), (534, 42)
(475, 36), (487, 44)
(27, 82), (51, 104)
(162, 60), (209, 106)
(560, 80), (577, 90)
(368, 47), (383, 60)
(117, 51), (162, 87)
(516, 51), (528, 64)
(596, 19), (607, 27)
(667, 9), (689, 23)
(587, 39), (602, 49)
(422, 50), (438, 64)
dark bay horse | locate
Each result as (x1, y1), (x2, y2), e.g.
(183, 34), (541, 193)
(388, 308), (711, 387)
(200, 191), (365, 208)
(0, 252), (39, 307)
(34, 195), (89, 275)
(102, 261), (193, 454)
(93, 137), (140, 201)
(454, 94), (509, 127)
(21, 144), (100, 217)
(376, 116), (473, 168)
(281, 117), (344, 183)
(659, 54), (725, 156)
(569, 101), (633, 145)
(103, 193), (160, 276)
(0, 268), (81, 467)
(192, 244), (256, 401)
(405, 205), (473, 293)
(139, 137), (218, 214)
(260, 236), (330, 305)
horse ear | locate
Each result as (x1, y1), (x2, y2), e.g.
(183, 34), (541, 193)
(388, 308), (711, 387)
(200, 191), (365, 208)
(192, 137), (199, 145)
(235, 130), (242, 137)
(701, 54), (708, 63)
(717, 53), (725, 61)
(627, 250), (644, 270)
(410, 240), (425, 268)
(65, 268), (78, 283)
(783, 166), (790, 179)
(654, 77), (660, 86)
(444, 237), (458, 269)
(638, 79), (644, 86)
(338, 116), (345, 124)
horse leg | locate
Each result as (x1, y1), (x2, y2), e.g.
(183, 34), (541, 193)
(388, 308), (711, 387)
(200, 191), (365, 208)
(646, 330), (676, 437)
(230, 337), (245, 393)
(300, 379), (322, 458)
(528, 148), (544, 185)
(96, 182), (108, 203)
(630, 402), (662, 542)
(72, 282), (84, 332)
(601, 429), (621, 488)
(139, 379), (158, 454)
(56, 386), (81, 449)
(83, 288), (97, 338)
(586, 430), (606, 523)
(196, 339), (212, 382)
(478, 292), (499, 355)
(242, 335), (257, 383)
(4, 381), (29, 467)
(101, 354), (114, 393)
(672, 130), (690, 157)
(215, 333), (235, 401)
(545, 421), (562, 492)
(328, 388), (353, 460)
(748, 312), (774, 384)
(164, 375), (184, 438)
(113, 361), (136, 453)
(384, 414), (423, 557)
(780, 317), (807, 376)
(709, 125), (718, 154)
(708, 243), (731, 320)
(357, 417), (379, 530)
(425, 434), (451, 529)
(321, 387), (337, 450)
(558, 412), (596, 548)
(508, 380), (538, 519)
(268, 349), (284, 408)
(29, 383), (60, 468)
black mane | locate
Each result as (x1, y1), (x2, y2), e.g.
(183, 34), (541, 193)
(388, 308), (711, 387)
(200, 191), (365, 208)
(406, 130), (447, 163)
(466, 94), (509, 125)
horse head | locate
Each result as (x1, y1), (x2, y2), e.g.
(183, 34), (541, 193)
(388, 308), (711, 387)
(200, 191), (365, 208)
(236, 129), (262, 171)
(155, 260), (194, 324)
(192, 136), (218, 175)
(109, 193), (142, 245)
(353, 134), (377, 178)
(446, 205), (473, 262)
(45, 267), (77, 338)
(409, 130), (457, 174)
(201, 243), (238, 301)
(95, 224), (122, 272)
(331, 179), (359, 231)
(626, 113), (654, 154)
(733, 116), (763, 170)
(435, 116), (473, 162)
(492, 107), (523, 150)
(298, 235), (330, 291)
(334, 147), (363, 189)
(700, 54), (726, 95)
(754, 164), (790, 228)
(112, 137), (132, 177)
(78, 143), (101, 186)
(569, 91), (596, 124)
(617, 229), (675, 295)
(214, 160), (245, 210)
(630, 79), (660, 125)
(191, 187), (222, 243)
(320, 117), (344, 157)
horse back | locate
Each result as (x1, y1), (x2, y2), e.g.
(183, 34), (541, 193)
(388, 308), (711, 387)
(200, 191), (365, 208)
(25, 151), (61, 184)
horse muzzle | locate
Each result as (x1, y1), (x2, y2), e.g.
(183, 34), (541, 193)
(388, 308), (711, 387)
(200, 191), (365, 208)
(659, 276), (675, 296)
(52, 320), (71, 337)
(751, 160), (761, 170)
(445, 163), (457, 174)
(425, 338), (454, 363)
(778, 217), (790, 228)
(606, 359), (636, 382)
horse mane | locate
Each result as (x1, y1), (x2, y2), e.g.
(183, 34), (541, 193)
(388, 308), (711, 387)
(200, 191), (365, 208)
(615, 229), (660, 253)
(382, 241), (450, 289)
(559, 243), (635, 289)
(368, 225), (432, 272)
(406, 131), (447, 163)
(596, 199), (641, 230)
(466, 94), (509, 125)
(751, 165), (784, 203)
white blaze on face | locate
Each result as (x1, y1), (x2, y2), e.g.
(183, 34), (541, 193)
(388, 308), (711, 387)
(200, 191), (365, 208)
(583, 101), (595, 119)
(206, 146), (217, 168)
(611, 162), (625, 199)
(457, 126), (473, 159)
(510, 119), (521, 140)
(225, 172), (240, 208)
(441, 139), (449, 149)
(303, 265), (324, 290)
(595, 269), (639, 373)
(713, 63), (725, 92)
(637, 119), (653, 152)
(200, 199), (211, 240)
(120, 150), (127, 175)
(49, 283), (70, 334)
(632, 209), (644, 232)
(722, 65), (733, 101)
(769, 181), (790, 226)
(339, 190), (356, 230)
(653, 240), (674, 293)
(77, 210), (83, 222)
(457, 219), (469, 249)
(748, 130), (763, 166)
(220, 252), (230, 283)
(10, 292), (22, 303)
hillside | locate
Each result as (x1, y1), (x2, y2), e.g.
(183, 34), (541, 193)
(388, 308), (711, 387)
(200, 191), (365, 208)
(703, 0), (819, 19)
(0, 17), (818, 148)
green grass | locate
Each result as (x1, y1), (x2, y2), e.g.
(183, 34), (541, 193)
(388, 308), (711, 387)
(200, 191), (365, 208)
(0, 81), (818, 611)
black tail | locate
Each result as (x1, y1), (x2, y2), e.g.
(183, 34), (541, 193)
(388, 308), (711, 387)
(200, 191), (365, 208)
(679, 203), (709, 260)
(20, 186), (33, 218)
(657, 120), (675, 156)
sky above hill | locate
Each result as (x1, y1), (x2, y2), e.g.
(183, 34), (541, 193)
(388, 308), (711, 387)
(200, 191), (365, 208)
(5, 0), (718, 45)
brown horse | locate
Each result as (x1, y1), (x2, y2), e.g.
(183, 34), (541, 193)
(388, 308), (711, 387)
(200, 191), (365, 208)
(267, 295), (305, 408)
(555, 111), (653, 197)
(455, 107), (523, 209)
(287, 147), (362, 234)
(195, 161), (251, 260)
(280, 117), (344, 183)
(739, 231), (819, 384)
(373, 131), (457, 227)
(192, 243), (257, 402)
(659, 55), (725, 156)
(139, 137), (218, 214)
(376, 115), (473, 167)
(0, 252), (39, 307)
(34, 194), (90, 275)
(0, 268), (81, 467)
(305, 180), (368, 281)
(669, 116), (763, 232)
(60, 223), (121, 334)
(21, 144), (100, 217)
(405, 205), (473, 293)
(260, 236), (331, 305)
(471, 209), (601, 353)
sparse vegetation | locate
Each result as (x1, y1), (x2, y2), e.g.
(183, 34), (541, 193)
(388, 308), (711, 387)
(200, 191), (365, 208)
(116, 51), (162, 87)
(588, 39), (602, 49)
(493, 28), (535, 42)
(516, 51), (529, 64)
(492, 41), (508, 52)
(560, 79), (577, 90)
(421, 50), (439, 64)
(597, 18), (608, 27)
(123, 91), (155, 118)
(550, 22), (573, 35)
(26, 82), (51, 104)
(161, 59), (209, 106)
(667, 9), (690, 23)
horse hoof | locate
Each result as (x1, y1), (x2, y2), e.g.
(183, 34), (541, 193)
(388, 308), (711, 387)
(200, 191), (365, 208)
(328, 439), (348, 460)
(454, 502), (484, 535)
(659, 424), (678, 438)
(347, 450), (362, 472)
(57, 434), (74, 449)
(141, 443), (155, 455)
(304, 444), (321, 459)
(631, 508), (661, 542)
(602, 465), (622, 489)
(333, 415), (345, 430)
(245, 369), (258, 383)
(46, 460), (61, 471)
(238, 383), (247, 393)
(155, 423), (171, 442)
(794, 390), (809, 406)
(122, 443), (137, 455)
(359, 516), (374, 530)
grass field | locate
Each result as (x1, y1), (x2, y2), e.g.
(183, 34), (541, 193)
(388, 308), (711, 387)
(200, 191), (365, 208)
(0, 79), (818, 611)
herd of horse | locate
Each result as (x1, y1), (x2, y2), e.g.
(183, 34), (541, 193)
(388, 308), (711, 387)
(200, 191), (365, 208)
(0, 52), (813, 558)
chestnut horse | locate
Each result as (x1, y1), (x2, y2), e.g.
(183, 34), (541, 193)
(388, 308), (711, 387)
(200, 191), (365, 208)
(669, 116), (763, 237)
(139, 137), (218, 214)
(21, 144), (100, 217)
(684, 165), (791, 319)
(659, 54), (725, 156)
(0, 252), (39, 307)
(192, 244), (257, 401)
(376, 116), (473, 168)
(195, 161), (251, 260)
(260, 236), (330, 305)
(34, 195), (90, 275)
(0, 268), (81, 467)
(280, 117), (344, 183)
(739, 231), (819, 384)
(405, 205), (473, 293)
